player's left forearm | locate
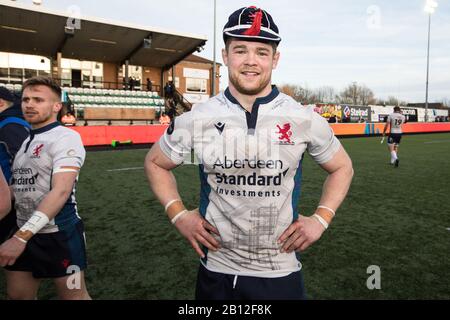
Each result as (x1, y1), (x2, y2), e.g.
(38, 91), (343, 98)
(318, 165), (353, 212)
(317, 148), (354, 214)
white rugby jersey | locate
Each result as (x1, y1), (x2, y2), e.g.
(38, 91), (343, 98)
(159, 86), (341, 277)
(387, 112), (406, 134)
(11, 122), (85, 233)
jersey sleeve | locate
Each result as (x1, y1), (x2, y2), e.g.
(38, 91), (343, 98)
(158, 112), (194, 165)
(306, 111), (341, 164)
(51, 131), (86, 172)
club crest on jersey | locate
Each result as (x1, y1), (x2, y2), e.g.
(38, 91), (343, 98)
(275, 123), (294, 145)
(31, 144), (44, 158)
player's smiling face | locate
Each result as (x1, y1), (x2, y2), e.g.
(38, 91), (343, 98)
(223, 39), (280, 97)
(22, 85), (62, 129)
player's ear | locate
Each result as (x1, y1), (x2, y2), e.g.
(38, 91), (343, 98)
(272, 51), (280, 70)
(53, 101), (63, 114)
(222, 48), (229, 67)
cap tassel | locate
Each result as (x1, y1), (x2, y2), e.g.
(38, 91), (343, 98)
(243, 10), (263, 36)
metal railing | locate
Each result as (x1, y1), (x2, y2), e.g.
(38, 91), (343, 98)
(0, 78), (161, 93)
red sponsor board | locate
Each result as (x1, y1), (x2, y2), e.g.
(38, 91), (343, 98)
(69, 123), (450, 146)
(329, 122), (450, 136)
(70, 125), (168, 146)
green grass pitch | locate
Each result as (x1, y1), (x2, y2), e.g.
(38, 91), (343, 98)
(1, 133), (449, 299)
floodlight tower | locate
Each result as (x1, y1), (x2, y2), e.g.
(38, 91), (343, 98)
(424, 0), (438, 122)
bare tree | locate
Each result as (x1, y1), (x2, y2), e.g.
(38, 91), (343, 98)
(339, 82), (375, 105)
(377, 96), (409, 106)
(359, 85), (376, 105)
(314, 86), (336, 103)
(339, 82), (357, 104)
(297, 85), (317, 104)
(279, 84), (296, 98)
(279, 84), (311, 103)
(280, 82), (378, 106)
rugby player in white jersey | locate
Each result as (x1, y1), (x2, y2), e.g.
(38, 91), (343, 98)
(383, 106), (406, 167)
(145, 6), (353, 299)
(0, 76), (90, 300)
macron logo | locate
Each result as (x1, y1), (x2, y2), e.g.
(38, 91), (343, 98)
(214, 122), (225, 134)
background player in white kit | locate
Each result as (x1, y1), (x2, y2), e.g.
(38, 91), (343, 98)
(0, 76), (90, 300)
(145, 6), (353, 299)
(382, 106), (406, 167)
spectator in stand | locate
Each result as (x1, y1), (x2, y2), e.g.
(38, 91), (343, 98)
(159, 112), (171, 125)
(328, 114), (337, 123)
(164, 82), (173, 99)
(61, 112), (76, 126)
(146, 78), (153, 92)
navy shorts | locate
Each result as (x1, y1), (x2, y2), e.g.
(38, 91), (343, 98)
(5, 220), (87, 278)
(388, 133), (402, 145)
(195, 264), (306, 300)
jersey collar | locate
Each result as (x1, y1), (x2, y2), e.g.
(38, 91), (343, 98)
(224, 85), (280, 134)
(224, 85), (280, 109)
(31, 121), (61, 135)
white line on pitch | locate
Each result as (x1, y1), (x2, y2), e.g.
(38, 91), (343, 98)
(107, 167), (144, 172)
(424, 140), (450, 144)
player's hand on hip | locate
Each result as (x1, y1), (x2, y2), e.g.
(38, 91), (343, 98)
(278, 215), (325, 253)
(0, 237), (27, 267)
(174, 208), (221, 258)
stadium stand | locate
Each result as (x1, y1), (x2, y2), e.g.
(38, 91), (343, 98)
(64, 87), (164, 121)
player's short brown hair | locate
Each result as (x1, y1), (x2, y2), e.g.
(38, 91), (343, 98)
(23, 76), (62, 101)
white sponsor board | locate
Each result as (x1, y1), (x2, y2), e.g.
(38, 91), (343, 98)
(369, 105), (394, 122)
(183, 68), (209, 79)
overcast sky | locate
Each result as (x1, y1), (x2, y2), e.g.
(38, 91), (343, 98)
(11, 0), (450, 102)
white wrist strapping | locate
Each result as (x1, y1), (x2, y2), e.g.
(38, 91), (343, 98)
(317, 205), (336, 216)
(171, 210), (188, 225)
(13, 234), (28, 244)
(312, 214), (329, 230)
(19, 210), (50, 235)
(165, 199), (181, 212)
